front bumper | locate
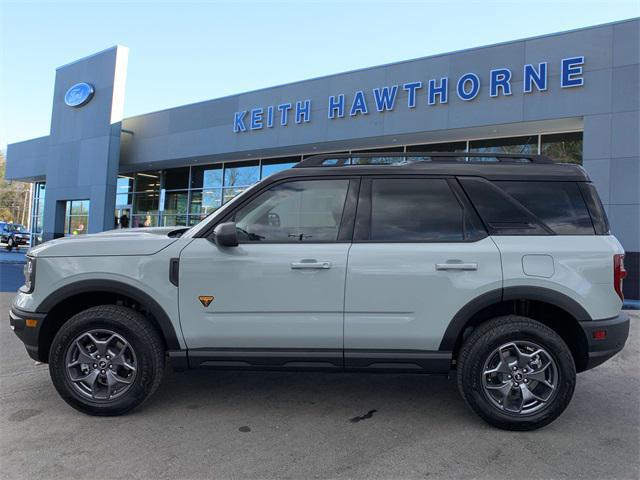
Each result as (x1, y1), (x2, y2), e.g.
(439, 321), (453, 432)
(9, 306), (46, 362)
(579, 312), (630, 371)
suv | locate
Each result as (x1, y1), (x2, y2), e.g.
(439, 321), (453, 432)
(1, 222), (30, 251)
(9, 153), (630, 430)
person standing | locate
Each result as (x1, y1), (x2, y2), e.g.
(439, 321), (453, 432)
(119, 212), (129, 228)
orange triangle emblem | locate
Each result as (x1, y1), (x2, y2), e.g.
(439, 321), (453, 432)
(198, 296), (214, 307)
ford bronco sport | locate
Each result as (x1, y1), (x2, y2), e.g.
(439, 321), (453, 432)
(9, 152), (630, 430)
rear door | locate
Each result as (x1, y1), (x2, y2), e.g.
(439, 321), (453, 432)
(344, 176), (502, 369)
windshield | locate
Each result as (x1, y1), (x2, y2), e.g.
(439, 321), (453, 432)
(8, 224), (26, 232)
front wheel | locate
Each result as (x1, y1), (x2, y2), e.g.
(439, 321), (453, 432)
(49, 305), (165, 416)
(457, 315), (576, 431)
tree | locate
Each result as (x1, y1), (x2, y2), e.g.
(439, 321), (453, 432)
(0, 150), (31, 226)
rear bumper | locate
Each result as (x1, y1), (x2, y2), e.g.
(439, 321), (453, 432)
(9, 306), (45, 362)
(579, 312), (630, 371)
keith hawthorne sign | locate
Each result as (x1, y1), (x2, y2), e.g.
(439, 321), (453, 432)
(233, 56), (585, 133)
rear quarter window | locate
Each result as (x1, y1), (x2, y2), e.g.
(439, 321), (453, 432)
(496, 181), (594, 235)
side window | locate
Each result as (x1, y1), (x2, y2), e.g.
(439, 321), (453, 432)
(367, 178), (481, 241)
(496, 181), (594, 235)
(231, 179), (350, 242)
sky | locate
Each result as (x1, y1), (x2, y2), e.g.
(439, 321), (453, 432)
(1, 0), (638, 150)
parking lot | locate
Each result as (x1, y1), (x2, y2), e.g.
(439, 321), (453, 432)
(0, 287), (638, 479)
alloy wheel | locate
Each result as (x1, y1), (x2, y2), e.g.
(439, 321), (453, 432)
(482, 341), (558, 415)
(64, 329), (138, 401)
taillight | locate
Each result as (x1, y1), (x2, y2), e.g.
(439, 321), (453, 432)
(613, 254), (627, 301)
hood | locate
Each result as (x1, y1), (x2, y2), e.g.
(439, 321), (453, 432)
(28, 227), (189, 258)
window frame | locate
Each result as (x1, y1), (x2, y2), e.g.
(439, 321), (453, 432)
(208, 175), (361, 244)
(354, 175), (487, 243)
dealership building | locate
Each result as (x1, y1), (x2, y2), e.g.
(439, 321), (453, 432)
(5, 18), (639, 300)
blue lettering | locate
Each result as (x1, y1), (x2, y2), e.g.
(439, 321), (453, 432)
(373, 85), (398, 112)
(350, 90), (368, 116)
(524, 63), (547, 93)
(233, 111), (247, 133)
(328, 94), (345, 119)
(295, 100), (311, 123)
(457, 73), (480, 101)
(490, 69), (512, 97)
(403, 81), (422, 108)
(278, 103), (292, 126)
(428, 77), (448, 105)
(267, 106), (274, 127)
(250, 108), (263, 130)
(561, 56), (585, 88)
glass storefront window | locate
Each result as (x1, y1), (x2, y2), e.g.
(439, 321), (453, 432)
(134, 171), (161, 192)
(223, 186), (248, 204)
(163, 191), (188, 215)
(161, 215), (188, 226)
(116, 176), (133, 206)
(116, 132), (584, 228)
(189, 189), (222, 222)
(224, 161), (260, 187)
(191, 165), (223, 189)
(30, 182), (46, 245)
(133, 191), (159, 216)
(164, 167), (190, 190)
(64, 200), (89, 236)
(406, 141), (467, 152)
(131, 214), (158, 228)
(469, 136), (538, 154)
(541, 132), (583, 164)
(261, 157), (299, 178)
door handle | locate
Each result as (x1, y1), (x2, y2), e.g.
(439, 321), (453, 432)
(436, 262), (478, 271)
(291, 260), (332, 269)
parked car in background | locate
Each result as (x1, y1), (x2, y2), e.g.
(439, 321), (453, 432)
(0, 222), (30, 251)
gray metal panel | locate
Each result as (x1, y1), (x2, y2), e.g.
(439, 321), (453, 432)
(5, 137), (49, 181)
(612, 65), (640, 113)
(611, 111), (640, 159)
(613, 19), (640, 68)
(610, 157), (640, 205)
(582, 158), (611, 204)
(607, 204), (640, 251)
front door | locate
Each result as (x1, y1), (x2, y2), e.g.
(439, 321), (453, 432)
(178, 177), (358, 368)
(344, 177), (502, 368)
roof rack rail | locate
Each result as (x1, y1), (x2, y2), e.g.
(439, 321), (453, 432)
(294, 151), (555, 168)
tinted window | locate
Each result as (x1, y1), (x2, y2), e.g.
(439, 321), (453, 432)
(232, 179), (349, 242)
(579, 183), (610, 234)
(369, 178), (477, 241)
(459, 178), (550, 235)
(496, 181), (594, 235)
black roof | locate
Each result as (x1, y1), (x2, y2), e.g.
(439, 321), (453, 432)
(269, 152), (591, 182)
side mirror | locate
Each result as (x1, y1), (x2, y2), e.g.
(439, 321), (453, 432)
(213, 222), (239, 247)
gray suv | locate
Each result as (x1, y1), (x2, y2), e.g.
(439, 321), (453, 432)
(9, 153), (630, 430)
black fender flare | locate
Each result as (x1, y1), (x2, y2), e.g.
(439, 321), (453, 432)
(36, 279), (182, 350)
(438, 286), (592, 351)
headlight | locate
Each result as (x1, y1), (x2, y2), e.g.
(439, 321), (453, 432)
(22, 257), (36, 293)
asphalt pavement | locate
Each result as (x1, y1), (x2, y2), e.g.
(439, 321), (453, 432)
(0, 291), (638, 479)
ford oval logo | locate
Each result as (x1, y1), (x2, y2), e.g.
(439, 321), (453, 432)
(64, 82), (95, 108)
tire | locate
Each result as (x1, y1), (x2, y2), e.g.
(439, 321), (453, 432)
(49, 305), (165, 416)
(6, 238), (13, 251)
(457, 315), (576, 431)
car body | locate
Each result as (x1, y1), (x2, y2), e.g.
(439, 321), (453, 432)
(9, 152), (630, 430)
(0, 222), (30, 250)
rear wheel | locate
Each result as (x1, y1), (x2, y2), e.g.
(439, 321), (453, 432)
(49, 305), (165, 416)
(457, 315), (576, 431)
(6, 238), (14, 251)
